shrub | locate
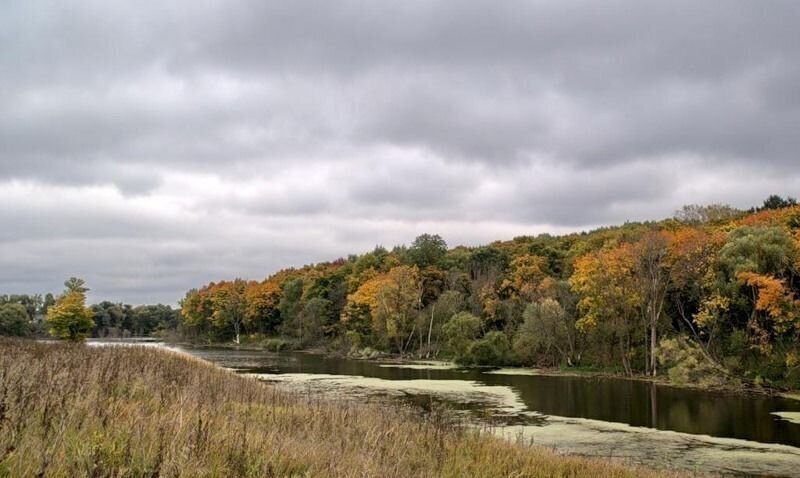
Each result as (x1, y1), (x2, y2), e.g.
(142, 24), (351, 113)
(468, 331), (510, 366)
(656, 337), (730, 387)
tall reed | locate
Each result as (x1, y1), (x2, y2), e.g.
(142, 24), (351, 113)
(0, 339), (685, 477)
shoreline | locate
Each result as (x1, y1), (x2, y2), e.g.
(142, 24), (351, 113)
(158, 337), (799, 400)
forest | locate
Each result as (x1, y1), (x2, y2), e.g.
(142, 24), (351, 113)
(179, 195), (800, 389)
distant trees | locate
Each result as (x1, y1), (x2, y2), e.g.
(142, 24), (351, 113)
(0, 303), (31, 336)
(46, 278), (94, 341)
(760, 195), (797, 211)
(675, 204), (742, 224)
(92, 302), (180, 338)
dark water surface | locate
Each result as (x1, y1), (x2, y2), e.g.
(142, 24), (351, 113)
(179, 346), (800, 448)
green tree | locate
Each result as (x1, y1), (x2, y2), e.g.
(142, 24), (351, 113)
(299, 297), (331, 344)
(717, 227), (796, 280)
(407, 234), (447, 269)
(279, 278), (305, 338)
(0, 303), (32, 336)
(64, 277), (89, 294)
(760, 195), (797, 211)
(513, 299), (574, 366)
(46, 279), (94, 341)
(422, 290), (464, 358)
(442, 312), (481, 363)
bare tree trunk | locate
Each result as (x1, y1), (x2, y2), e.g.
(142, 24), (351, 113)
(426, 304), (435, 359)
(401, 324), (416, 356)
(650, 317), (657, 376)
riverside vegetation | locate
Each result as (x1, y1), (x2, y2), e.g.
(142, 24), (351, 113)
(0, 339), (684, 478)
(178, 196), (800, 392)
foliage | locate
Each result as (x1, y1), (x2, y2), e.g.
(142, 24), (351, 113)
(91, 302), (179, 337)
(45, 278), (94, 341)
(513, 299), (573, 366)
(407, 233), (448, 268)
(442, 312), (482, 363)
(169, 197), (800, 388)
(467, 330), (510, 366)
(0, 303), (31, 336)
(656, 337), (730, 387)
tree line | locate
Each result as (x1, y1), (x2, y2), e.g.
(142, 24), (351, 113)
(0, 278), (179, 340)
(181, 195), (800, 389)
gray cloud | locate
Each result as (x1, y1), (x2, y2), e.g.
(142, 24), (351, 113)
(1, 0), (799, 303)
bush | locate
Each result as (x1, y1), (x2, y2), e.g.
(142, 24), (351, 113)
(656, 337), (730, 387)
(259, 337), (296, 352)
(344, 330), (362, 353)
(468, 331), (510, 366)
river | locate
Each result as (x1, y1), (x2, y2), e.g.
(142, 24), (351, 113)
(91, 340), (800, 477)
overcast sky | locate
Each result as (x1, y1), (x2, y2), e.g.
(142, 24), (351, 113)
(2, 1), (799, 304)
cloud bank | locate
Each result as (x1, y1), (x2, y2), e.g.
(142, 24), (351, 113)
(2, 0), (799, 303)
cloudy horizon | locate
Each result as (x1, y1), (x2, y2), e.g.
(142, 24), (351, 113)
(2, 0), (799, 304)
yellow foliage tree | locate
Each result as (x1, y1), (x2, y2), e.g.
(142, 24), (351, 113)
(346, 266), (421, 353)
(571, 243), (642, 375)
(46, 280), (94, 342)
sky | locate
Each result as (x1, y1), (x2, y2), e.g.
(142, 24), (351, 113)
(2, 0), (800, 305)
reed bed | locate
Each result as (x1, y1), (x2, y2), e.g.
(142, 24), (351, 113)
(0, 339), (685, 477)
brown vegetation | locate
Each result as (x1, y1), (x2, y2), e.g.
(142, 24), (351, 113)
(0, 339), (685, 477)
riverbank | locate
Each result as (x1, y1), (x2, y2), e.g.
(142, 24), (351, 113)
(0, 338), (687, 477)
(174, 336), (797, 399)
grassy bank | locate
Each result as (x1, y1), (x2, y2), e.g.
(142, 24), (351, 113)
(0, 339), (686, 477)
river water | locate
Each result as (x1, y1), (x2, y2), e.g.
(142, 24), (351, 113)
(91, 340), (800, 476)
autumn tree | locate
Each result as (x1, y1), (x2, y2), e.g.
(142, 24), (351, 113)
(736, 272), (800, 354)
(46, 278), (94, 341)
(245, 281), (282, 333)
(504, 254), (549, 302)
(571, 243), (642, 375)
(181, 287), (213, 334)
(210, 279), (249, 344)
(346, 265), (422, 353)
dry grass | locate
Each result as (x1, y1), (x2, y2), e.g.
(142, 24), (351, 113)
(0, 339), (686, 477)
